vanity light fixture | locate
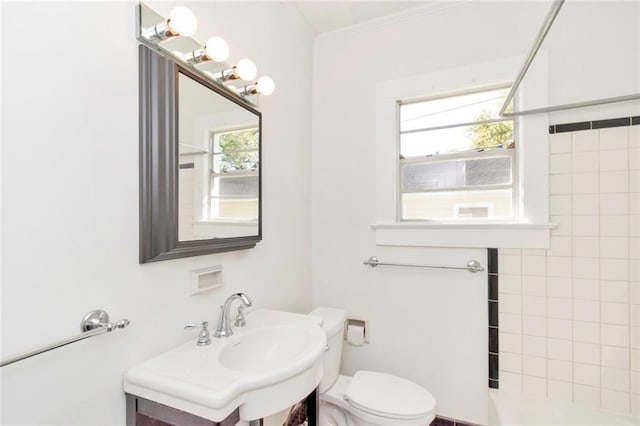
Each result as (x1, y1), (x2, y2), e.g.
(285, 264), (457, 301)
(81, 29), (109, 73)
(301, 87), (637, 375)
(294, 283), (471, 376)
(142, 6), (198, 41)
(184, 36), (229, 64)
(138, 2), (275, 104)
(218, 58), (258, 82)
(239, 76), (276, 96)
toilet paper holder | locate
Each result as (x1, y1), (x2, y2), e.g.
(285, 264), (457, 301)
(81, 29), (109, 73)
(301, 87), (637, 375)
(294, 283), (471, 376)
(344, 318), (369, 344)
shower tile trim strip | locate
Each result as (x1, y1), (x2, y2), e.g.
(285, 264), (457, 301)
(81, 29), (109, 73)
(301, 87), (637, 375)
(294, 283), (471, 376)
(548, 115), (639, 134)
(487, 248), (499, 389)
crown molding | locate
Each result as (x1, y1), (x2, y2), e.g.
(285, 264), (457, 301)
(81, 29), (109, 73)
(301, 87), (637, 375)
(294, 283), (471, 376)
(315, 1), (472, 44)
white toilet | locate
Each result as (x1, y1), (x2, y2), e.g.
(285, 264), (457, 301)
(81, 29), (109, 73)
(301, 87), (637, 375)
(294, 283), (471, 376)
(310, 307), (436, 426)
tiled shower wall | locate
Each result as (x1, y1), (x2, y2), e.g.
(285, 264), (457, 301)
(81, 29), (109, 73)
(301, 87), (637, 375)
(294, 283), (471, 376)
(497, 124), (639, 415)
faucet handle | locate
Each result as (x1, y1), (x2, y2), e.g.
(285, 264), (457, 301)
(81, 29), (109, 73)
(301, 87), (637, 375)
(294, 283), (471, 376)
(184, 321), (211, 346)
(234, 306), (247, 327)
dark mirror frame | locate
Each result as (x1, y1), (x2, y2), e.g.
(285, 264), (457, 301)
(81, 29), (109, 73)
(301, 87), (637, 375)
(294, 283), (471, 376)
(139, 45), (262, 263)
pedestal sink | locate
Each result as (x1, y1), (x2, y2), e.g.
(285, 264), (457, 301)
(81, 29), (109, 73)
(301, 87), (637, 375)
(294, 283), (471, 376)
(123, 309), (326, 422)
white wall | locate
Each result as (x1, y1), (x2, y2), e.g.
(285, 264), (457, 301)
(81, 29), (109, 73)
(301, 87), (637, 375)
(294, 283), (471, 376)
(0, 1), (313, 424)
(311, 1), (639, 424)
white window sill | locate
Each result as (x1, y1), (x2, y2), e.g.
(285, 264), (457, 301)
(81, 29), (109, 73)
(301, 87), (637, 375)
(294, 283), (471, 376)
(372, 222), (556, 249)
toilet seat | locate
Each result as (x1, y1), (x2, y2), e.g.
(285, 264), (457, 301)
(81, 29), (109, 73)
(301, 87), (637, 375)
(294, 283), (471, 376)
(344, 371), (436, 421)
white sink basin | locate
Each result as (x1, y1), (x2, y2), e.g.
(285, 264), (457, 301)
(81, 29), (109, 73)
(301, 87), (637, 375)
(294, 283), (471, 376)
(123, 309), (326, 422)
(219, 325), (315, 372)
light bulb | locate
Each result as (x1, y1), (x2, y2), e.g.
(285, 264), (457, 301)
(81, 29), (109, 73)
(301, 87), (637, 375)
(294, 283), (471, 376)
(167, 6), (197, 37)
(256, 76), (275, 96)
(205, 37), (229, 62)
(235, 58), (257, 81)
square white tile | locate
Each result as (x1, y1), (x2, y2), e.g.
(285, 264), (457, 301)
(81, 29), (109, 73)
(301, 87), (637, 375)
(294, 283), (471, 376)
(574, 341), (600, 365)
(522, 255), (547, 277)
(523, 315), (546, 336)
(523, 275), (546, 296)
(600, 171), (629, 193)
(602, 345), (630, 369)
(602, 302), (630, 325)
(499, 294), (522, 314)
(523, 335), (547, 358)
(548, 338), (572, 361)
(547, 277), (572, 298)
(574, 216), (600, 237)
(548, 359), (573, 382)
(547, 318), (572, 340)
(600, 237), (629, 260)
(499, 274), (522, 294)
(600, 149), (628, 172)
(601, 215), (629, 237)
(573, 129), (599, 152)
(551, 215), (572, 236)
(500, 332), (522, 353)
(601, 281), (630, 303)
(548, 297), (572, 319)
(523, 296), (547, 317)
(599, 127), (629, 151)
(573, 257), (600, 280)
(550, 132), (572, 153)
(550, 195), (572, 216)
(550, 174), (572, 195)
(602, 367), (630, 392)
(600, 193), (629, 216)
(547, 256), (573, 277)
(500, 351), (522, 373)
(600, 259), (630, 281)
(572, 237), (599, 258)
(573, 279), (600, 301)
(573, 321), (600, 344)
(499, 254), (522, 275)
(573, 172), (599, 194)
(573, 363), (600, 386)
(523, 355), (547, 377)
(573, 194), (600, 216)
(499, 313), (522, 334)
(573, 151), (600, 173)
(550, 153), (572, 175)
(549, 236), (572, 257)
(601, 324), (629, 348)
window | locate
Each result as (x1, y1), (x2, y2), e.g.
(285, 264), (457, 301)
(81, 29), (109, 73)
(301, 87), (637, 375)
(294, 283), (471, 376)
(209, 127), (259, 221)
(398, 87), (515, 221)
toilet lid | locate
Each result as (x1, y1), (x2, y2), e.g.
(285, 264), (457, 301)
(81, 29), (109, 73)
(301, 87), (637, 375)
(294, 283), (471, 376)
(344, 371), (436, 420)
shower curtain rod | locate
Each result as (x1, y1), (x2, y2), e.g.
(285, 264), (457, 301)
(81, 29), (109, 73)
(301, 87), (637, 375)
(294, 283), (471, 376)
(499, 0), (640, 117)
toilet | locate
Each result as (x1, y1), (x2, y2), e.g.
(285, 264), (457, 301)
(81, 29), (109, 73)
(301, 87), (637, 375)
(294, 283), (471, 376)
(310, 307), (436, 426)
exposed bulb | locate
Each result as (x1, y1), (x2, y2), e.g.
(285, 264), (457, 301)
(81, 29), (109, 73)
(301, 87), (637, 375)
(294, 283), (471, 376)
(256, 76), (275, 96)
(167, 6), (197, 37)
(235, 58), (257, 81)
(205, 36), (229, 62)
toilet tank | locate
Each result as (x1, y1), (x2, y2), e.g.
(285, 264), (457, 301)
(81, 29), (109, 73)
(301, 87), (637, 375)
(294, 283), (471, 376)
(309, 307), (345, 393)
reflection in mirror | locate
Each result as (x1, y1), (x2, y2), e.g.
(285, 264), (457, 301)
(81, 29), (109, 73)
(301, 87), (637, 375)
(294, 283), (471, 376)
(178, 72), (260, 241)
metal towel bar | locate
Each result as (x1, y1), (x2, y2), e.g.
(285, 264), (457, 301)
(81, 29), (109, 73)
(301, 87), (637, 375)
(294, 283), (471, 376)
(0, 309), (130, 368)
(363, 256), (484, 273)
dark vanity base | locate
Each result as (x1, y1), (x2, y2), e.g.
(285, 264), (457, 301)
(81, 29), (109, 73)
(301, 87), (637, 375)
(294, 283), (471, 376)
(126, 394), (239, 426)
(126, 389), (318, 426)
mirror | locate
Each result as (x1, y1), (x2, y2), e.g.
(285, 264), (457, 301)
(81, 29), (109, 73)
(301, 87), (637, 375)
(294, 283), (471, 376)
(139, 45), (262, 263)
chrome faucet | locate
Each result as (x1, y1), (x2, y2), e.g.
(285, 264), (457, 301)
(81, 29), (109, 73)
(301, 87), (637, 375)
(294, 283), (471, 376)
(214, 293), (253, 338)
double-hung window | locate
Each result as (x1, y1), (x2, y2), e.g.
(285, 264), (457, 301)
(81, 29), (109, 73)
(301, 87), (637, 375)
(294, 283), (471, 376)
(209, 127), (259, 221)
(398, 86), (515, 221)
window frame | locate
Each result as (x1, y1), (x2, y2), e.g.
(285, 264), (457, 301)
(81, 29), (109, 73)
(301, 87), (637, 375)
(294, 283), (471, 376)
(374, 54), (554, 249)
(396, 85), (518, 223)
